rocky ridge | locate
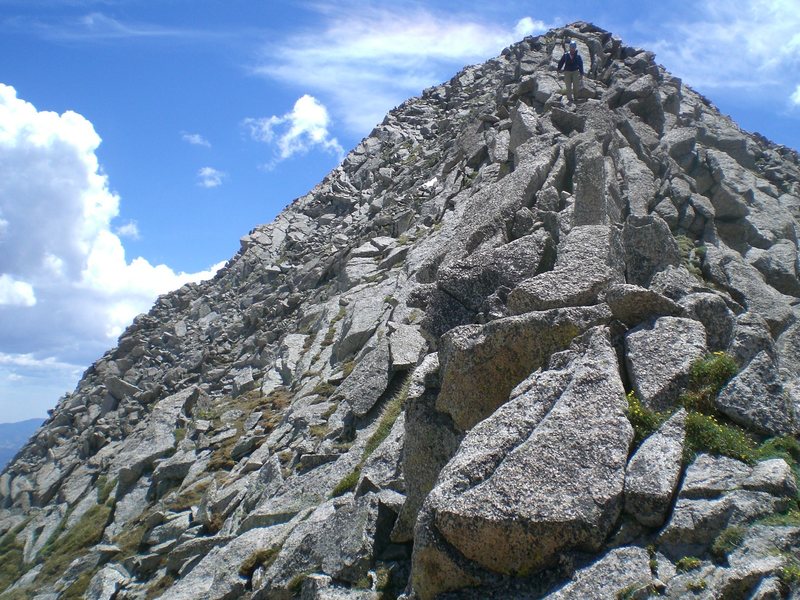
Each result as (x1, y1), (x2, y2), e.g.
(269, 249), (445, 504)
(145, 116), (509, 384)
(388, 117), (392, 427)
(2, 21), (800, 600)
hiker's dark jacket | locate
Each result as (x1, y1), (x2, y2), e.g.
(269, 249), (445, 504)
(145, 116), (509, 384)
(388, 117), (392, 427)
(558, 51), (584, 74)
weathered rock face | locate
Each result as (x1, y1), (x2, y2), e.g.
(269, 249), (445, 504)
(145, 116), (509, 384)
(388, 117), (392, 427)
(2, 21), (800, 600)
(413, 328), (632, 598)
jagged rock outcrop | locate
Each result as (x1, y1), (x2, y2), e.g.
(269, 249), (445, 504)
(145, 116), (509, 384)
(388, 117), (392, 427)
(2, 21), (800, 600)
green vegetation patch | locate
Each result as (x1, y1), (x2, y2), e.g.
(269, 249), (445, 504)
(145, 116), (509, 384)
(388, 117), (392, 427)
(362, 376), (409, 460)
(684, 412), (755, 464)
(321, 307), (347, 347)
(37, 502), (113, 585)
(145, 574), (176, 600)
(682, 352), (738, 414)
(331, 467), (361, 498)
(675, 234), (706, 279)
(676, 556), (702, 572)
(780, 558), (800, 587)
(163, 480), (211, 512)
(62, 569), (95, 600)
(113, 521), (148, 558)
(0, 529), (26, 592)
(711, 526), (745, 562)
(687, 578), (707, 591)
(311, 381), (338, 398)
(625, 391), (669, 447)
(239, 546), (281, 578)
(97, 476), (117, 505)
(329, 374), (410, 498)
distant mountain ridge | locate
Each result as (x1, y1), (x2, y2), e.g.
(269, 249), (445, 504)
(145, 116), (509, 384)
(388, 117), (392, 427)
(0, 419), (43, 470)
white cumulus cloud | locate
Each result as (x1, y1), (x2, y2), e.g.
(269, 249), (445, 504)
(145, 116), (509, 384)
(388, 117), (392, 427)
(255, 6), (552, 132)
(115, 220), (140, 239)
(181, 131), (211, 147)
(0, 83), (222, 420)
(646, 0), (800, 106)
(0, 275), (36, 307)
(792, 84), (800, 106)
(197, 166), (226, 188)
(515, 17), (547, 38)
(244, 94), (344, 165)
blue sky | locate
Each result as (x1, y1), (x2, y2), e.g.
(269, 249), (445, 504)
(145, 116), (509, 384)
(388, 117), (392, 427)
(0, 0), (799, 423)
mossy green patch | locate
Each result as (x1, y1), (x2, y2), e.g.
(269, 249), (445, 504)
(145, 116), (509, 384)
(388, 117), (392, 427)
(711, 526), (745, 562)
(331, 467), (361, 498)
(145, 574), (176, 599)
(329, 373), (410, 498)
(97, 476), (117, 505)
(684, 412), (755, 464)
(239, 546), (281, 577)
(676, 556), (702, 572)
(362, 375), (409, 460)
(625, 391), (669, 447)
(780, 558), (800, 587)
(62, 569), (95, 600)
(681, 352), (738, 414)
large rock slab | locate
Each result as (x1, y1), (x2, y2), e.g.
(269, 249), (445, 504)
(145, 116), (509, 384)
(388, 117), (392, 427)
(110, 387), (197, 485)
(387, 323), (426, 371)
(713, 255), (795, 336)
(334, 337), (391, 418)
(508, 225), (624, 314)
(393, 355), (461, 543)
(572, 140), (621, 225)
(437, 304), (612, 431)
(604, 283), (685, 327)
(679, 292), (736, 351)
(336, 296), (388, 360)
(622, 214), (681, 286)
(412, 328), (632, 598)
(160, 525), (289, 600)
(660, 454), (796, 555)
(625, 317), (707, 411)
(546, 546), (653, 599)
(436, 230), (555, 312)
(624, 409), (686, 527)
(261, 491), (403, 592)
(716, 350), (797, 435)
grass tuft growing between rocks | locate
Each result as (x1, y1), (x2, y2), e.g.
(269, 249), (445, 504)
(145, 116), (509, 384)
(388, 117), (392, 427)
(36, 501), (113, 585)
(681, 352), (739, 414)
(710, 526), (745, 562)
(684, 412), (755, 464)
(780, 558), (800, 588)
(239, 546), (281, 578)
(330, 373), (411, 498)
(96, 475), (117, 505)
(61, 569), (95, 600)
(676, 556), (702, 572)
(626, 353), (754, 464)
(145, 574), (176, 600)
(676, 234), (706, 279)
(625, 391), (669, 448)
(0, 528), (26, 592)
(331, 467), (362, 498)
(363, 374), (410, 461)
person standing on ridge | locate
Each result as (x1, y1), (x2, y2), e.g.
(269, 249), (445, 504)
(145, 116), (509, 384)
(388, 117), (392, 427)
(557, 40), (584, 104)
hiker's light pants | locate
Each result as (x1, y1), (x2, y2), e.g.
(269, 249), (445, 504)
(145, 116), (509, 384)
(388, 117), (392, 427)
(564, 70), (581, 100)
